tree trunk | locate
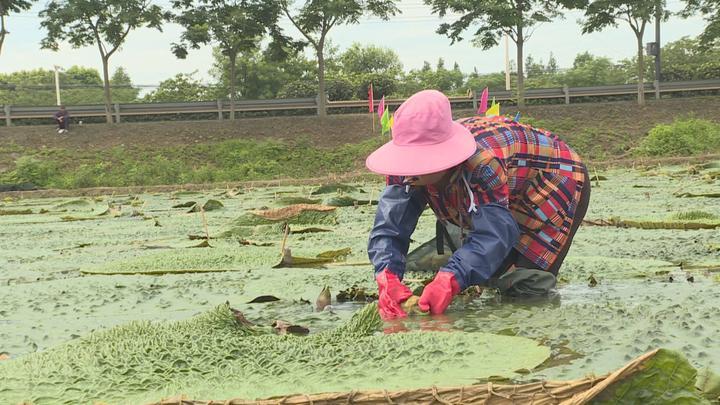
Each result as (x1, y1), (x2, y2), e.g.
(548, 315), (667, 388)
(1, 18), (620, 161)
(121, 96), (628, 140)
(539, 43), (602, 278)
(0, 15), (6, 57)
(636, 35), (645, 106)
(101, 56), (114, 124)
(316, 38), (327, 118)
(516, 27), (525, 108)
(229, 52), (237, 120)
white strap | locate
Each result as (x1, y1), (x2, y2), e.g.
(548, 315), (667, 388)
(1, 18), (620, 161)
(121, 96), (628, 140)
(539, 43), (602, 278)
(461, 174), (478, 213)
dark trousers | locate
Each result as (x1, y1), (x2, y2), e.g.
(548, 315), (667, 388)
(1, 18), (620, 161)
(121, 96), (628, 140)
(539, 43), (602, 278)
(55, 118), (69, 130)
(497, 165), (591, 276)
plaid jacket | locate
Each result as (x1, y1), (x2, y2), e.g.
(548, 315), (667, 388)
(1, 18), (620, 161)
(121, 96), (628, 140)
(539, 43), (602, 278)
(389, 115), (587, 271)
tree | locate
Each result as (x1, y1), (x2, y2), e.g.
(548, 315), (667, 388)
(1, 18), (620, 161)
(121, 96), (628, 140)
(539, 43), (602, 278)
(659, 36), (720, 80)
(278, 0), (400, 116)
(561, 52), (627, 86)
(40, 0), (165, 123)
(581, 0), (667, 105)
(338, 43), (403, 98)
(0, 65), (137, 106)
(682, 0), (720, 46)
(171, 0), (288, 119)
(210, 45), (316, 101)
(425, 0), (582, 107)
(0, 0), (34, 56)
(143, 72), (213, 103)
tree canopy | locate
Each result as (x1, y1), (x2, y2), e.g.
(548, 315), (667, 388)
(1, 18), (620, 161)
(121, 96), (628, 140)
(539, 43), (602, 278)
(0, 0), (34, 56)
(39, 0), (166, 122)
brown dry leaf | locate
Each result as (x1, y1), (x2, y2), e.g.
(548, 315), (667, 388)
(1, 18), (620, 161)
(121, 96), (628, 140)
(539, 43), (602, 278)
(228, 306), (254, 328)
(238, 239), (274, 247)
(272, 320), (310, 336)
(316, 286), (331, 311)
(253, 204), (335, 221)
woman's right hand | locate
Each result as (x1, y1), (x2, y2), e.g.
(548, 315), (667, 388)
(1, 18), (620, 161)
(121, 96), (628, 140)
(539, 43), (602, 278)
(375, 268), (413, 320)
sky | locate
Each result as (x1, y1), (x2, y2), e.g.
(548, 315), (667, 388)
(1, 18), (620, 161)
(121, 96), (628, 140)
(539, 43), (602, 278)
(0, 0), (709, 88)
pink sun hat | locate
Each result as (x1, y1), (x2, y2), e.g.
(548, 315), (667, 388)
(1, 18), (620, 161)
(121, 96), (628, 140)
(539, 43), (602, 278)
(365, 90), (477, 176)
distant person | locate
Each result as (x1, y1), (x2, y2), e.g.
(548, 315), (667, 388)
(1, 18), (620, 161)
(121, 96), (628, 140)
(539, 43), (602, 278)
(54, 106), (70, 134)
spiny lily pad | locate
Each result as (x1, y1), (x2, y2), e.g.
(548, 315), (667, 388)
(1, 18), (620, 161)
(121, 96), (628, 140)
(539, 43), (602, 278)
(234, 204), (337, 226)
(187, 199), (225, 213)
(0, 303), (550, 404)
(323, 196), (378, 207)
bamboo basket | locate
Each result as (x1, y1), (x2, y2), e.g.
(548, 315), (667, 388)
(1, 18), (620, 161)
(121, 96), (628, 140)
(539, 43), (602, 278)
(149, 349), (659, 405)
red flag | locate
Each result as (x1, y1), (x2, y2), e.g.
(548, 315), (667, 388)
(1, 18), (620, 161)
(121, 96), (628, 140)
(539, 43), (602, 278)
(368, 83), (374, 113)
(377, 96), (385, 119)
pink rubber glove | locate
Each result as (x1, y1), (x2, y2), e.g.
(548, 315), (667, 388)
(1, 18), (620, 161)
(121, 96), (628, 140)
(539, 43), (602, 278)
(418, 271), (461, 315)
(376, 268), (413, 320)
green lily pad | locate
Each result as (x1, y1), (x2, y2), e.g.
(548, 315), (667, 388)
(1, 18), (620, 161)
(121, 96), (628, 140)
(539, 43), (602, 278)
(0, 303), (550, 404)
(591, 349), (703, 405)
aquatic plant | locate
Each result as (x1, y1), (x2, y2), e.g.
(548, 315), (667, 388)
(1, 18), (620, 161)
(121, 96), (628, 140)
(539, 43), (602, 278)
(0, 303), (550, 404)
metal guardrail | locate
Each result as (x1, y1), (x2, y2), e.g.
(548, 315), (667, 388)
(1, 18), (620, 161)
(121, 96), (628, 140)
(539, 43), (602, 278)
(1, 79), (719, 126)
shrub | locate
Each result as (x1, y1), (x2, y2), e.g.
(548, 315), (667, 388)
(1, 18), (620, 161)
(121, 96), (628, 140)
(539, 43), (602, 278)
(638, 118), (720, 156)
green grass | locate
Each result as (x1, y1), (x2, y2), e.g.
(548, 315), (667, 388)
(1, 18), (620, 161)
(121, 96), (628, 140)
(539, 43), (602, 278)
(0, 136), (384, 189)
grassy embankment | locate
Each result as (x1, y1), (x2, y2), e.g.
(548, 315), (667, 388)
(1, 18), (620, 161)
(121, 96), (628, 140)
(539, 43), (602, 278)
(1, 97), (719, 189)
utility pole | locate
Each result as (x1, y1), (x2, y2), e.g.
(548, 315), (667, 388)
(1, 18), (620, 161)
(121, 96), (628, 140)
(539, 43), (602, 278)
(654, 4), (661, 84)
(53, 65), (62, 106)
(504, 33), (511, 91)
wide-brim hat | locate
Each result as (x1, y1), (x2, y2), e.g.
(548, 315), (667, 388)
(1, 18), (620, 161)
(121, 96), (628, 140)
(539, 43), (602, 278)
(365, 90), (477, 176)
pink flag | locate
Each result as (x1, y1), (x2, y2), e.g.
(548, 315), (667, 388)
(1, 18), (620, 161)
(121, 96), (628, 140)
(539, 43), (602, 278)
(477, 87), (489, 114)
(368, 84), (374, 113)
(377, 96), (385, 119)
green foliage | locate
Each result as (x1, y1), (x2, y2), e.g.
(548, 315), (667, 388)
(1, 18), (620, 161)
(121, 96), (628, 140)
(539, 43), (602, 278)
(0, 66), (138, 106)
(0, 137), (384, 189)
(143, 72), (214, 103)
(0, 0), (35, 56)
(39, 0), (166, 120)
(638, 118), (720, 156)
(682, 0), (720, 47)
(661, 37), (720, 81)
(171, 0), (287, 109)
(562, 52), (628, 87)
(278, 0), (400, 114)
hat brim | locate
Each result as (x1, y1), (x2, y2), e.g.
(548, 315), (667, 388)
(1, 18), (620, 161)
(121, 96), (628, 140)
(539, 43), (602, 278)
(365, 121), (477, 176)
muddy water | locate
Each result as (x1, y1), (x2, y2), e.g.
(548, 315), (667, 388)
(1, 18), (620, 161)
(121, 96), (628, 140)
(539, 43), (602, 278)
(0, 162), (718, 400)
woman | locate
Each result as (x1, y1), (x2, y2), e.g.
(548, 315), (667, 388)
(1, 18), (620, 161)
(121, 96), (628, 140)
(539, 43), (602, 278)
(366, 90), (590, 319)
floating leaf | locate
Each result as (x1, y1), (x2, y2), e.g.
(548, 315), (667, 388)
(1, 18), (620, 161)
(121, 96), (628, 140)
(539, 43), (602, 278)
(234, 204), (337, 226)
(274, 247), (351, 269)
(172, 201), (197, 209)
(238, 239), (274, 247)
(0, 209), (33, 216)
(316, 247), (351, 260)
(292, 227), (332, 234)
(54, 199), (93, 210)
(202, 199), (224, 211)
(697, 367), (720, 401)
(278, 196), (321, 205)
(311, 183), (359, 195)
(592, 349), (703, 404)
(188, 240), (212, 248)
(588, 275), (598, 287)
(188, 234), (213, 240)
(675, 192), (720, 198)
(247, 295), (280, 304)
